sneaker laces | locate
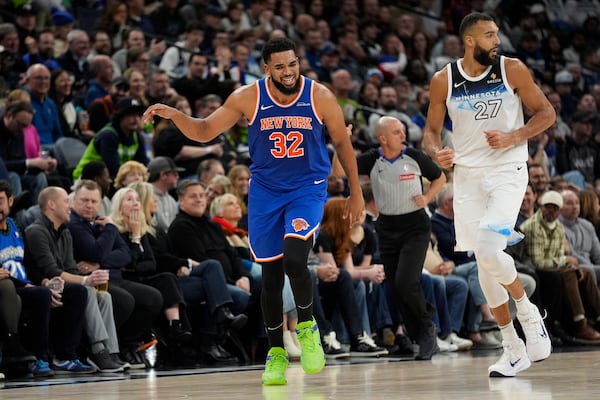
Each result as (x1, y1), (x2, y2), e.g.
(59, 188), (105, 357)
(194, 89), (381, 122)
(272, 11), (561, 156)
(519, 306), (547, 344)
(358, 332), (377, 348)
(298, 325), (317, 352)
(323, 332), (341, 350)
(265, 352), (288, 373)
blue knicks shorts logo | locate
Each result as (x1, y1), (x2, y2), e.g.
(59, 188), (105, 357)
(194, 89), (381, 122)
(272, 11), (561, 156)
(291, 218), (310, 232)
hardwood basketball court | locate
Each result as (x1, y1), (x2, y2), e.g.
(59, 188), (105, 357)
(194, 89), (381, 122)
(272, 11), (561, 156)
(1, 347), (598, 399)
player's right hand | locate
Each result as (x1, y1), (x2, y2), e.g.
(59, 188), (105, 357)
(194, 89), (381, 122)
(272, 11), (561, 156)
(143, 103), (178, 125)
(435, 147), (455, 169)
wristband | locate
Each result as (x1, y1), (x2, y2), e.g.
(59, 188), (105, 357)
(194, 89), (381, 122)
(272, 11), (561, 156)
(82, 276), (88, 286)
(188, 259), (193, 269)
(358, 271), (363, 280)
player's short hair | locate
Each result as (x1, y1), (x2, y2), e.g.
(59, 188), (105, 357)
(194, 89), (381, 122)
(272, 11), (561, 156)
(262, 37), (296, 64)
(459, 12), (495, 39)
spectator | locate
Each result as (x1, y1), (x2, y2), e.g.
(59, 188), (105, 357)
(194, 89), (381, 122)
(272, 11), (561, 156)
(145, 69), (174, 106)
(95, 2), (129, 51)
(421, 240), (472, 352)
(147, 156), (183, 233)
(159, 21), (204, 80)
(110, 187), (192, 347)
(197, 158), (225, 187)
(24, 183), (126, 372)
(560, 190), (600, 284)
(56, 29), (91, 103)
(556, 110), (600, 189)
(0, 101), (55, 202)
(78, 161), (113, 217)
(153, 94), (226, 178)
(366, 84), (423, 147)
(4, 89), (42, 161)
(113, 160), (148, 190)
(87, 76), (131, 134)
(130, 181), (247, 363)
(25, 63), (64, 147)
(172, 52), (234, 115)
(67, 180), (162, 365)
(84, 55), (116, 108)
(23, 187), (96, 374)
(579, 189), (600, 240)
(48, 69), (92, 141)
(0, 180), (51, 377)
(22, 29), (61, 70)
(125, 0), (156, 43)
(73, 97), (149, 180)
(50, 7), (75, 58)
(313, 197), (388, 357)
(0, 23), (27, 93)
(149, 0), (186, 43)
(111, 27), (147, 74)
(521, 190), (600, 341)
(168, 180), (255, 318)
(122, 68), (149, 107)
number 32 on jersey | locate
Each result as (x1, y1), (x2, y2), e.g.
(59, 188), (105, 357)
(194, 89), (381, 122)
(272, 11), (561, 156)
(270, 131), (305, 158)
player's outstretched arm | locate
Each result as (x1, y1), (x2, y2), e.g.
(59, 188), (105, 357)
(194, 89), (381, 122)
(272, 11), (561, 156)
(143, 85), (253, 143)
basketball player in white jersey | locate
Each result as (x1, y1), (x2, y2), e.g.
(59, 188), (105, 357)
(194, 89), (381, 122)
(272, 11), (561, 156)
(423, 12), (556, 377)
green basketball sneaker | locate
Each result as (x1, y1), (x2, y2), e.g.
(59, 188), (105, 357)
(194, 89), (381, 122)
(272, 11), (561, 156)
(296, 317), (326, 374)
(262, 347), (289, 385)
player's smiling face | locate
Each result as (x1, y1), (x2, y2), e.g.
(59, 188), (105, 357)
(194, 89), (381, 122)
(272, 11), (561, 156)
(265, 50), (301, 96)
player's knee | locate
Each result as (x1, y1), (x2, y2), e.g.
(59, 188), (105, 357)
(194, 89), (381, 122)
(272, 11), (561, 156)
(284, 254), (308, 279)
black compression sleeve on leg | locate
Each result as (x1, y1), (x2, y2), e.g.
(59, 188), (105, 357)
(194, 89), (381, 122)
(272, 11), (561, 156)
(283, 237), (314, 323)
(261, 258), (285, 348)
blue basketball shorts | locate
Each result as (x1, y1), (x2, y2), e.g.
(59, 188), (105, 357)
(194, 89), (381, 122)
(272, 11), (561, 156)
(247, 181), (327, 262)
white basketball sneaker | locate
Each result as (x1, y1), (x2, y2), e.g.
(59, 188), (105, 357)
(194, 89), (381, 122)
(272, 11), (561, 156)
(488, 338), (531, 377)
(517, 304), (552, 362)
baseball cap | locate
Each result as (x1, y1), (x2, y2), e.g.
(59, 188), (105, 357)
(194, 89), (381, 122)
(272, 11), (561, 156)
(365, 68), (384, 81)
(555, 70), (573, 84)
(147, 156), (185, 182)
(114, 97), (146, 119)
(529, 3), (545, 14)
(15, 2), (38, 16)
(321, 43), (339, 56)
(111, 76), (130, 90)
(205, 5), (223, 17)
(540, 190), (563, 208)
(51, 7), (74, 26)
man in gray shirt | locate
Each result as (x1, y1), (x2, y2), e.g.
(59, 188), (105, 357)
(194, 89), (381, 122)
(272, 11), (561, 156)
(148, 157), (183, 233)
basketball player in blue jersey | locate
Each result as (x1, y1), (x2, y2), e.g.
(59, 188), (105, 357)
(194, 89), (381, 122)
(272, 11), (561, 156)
(144, 37), (364, 385)
(423, 12), (556, 378)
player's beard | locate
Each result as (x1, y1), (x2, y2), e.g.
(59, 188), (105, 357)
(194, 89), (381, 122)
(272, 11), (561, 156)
(271, 75), (301, 95)
(473, 44), (498, 66)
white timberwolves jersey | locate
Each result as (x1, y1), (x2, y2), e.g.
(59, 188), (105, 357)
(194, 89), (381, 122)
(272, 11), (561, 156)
(446, 56), (527, 167)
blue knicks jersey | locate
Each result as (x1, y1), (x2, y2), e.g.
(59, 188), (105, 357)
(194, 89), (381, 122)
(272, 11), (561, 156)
(247, 76), (330, 191)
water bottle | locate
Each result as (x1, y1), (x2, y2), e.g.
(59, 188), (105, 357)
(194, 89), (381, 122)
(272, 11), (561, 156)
(77, 107), (90, 131)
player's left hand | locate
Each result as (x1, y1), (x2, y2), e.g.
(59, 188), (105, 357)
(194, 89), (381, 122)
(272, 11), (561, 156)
(344, 193), (365, 227)
(484, 130), (515, 149)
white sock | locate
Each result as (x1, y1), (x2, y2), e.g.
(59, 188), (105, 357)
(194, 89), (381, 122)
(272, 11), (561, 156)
(500, 322), (519, 342)
(515, 294), (532, 315)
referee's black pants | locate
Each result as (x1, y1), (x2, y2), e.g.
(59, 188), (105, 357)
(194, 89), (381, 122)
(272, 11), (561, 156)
(377, 209), (435, 341)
